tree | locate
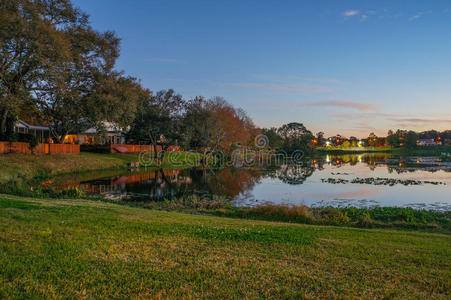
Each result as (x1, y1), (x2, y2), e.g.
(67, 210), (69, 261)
(367, 132), (378, 147)
(261, 127), (282, 149)
(329, 134), (345, 146)
(36, 20), (122, 143)
(405, 131), (419, 149)
(128, 89), (184, 159)
(386, 130), (400, 147)
(183, 96), (216, 151)
(277, 122), (315, 154)
(207, 97), (256, 152)
(316, 132), (326, 147)
(342, 140), (351, 148)
(0, 0), (90, 139)
(0, 0), (130, 143)
(82, 74), (142, 136)
(419, 130), (439, 140)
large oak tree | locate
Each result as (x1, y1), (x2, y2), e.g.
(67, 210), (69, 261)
(127, 89), (184, 158)
(1, 0), (139, 143)
(0, 0), (85, 138)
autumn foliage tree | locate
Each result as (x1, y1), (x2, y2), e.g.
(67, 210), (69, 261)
(207, 97), (257, 152)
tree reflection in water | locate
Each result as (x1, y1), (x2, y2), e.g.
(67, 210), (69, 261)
(53, 153), (451, 202)
(267, 164), (316, 185)
(124, 163), (317, 201)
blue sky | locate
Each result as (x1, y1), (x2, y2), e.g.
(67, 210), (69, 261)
(72, 0), (451, 137)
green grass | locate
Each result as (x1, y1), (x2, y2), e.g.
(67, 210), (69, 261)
(0, 194), (449, 298)
(159, 151), (204, 169)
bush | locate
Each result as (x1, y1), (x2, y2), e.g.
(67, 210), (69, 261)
(246, 203), (313, 223)
(80, 144), (110, 153)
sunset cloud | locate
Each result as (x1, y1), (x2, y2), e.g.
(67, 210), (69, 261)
(301, 100), (380, 112)
(389, 117), (451, 127)
(234, 83), (332, 93)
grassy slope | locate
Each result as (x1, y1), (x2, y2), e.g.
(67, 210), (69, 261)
(0, 152), (202, 183)
(0, 195), (449, 298)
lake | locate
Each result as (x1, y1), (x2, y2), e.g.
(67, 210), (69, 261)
(50, 154), (451, 211)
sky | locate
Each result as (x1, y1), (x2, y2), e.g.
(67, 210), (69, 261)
(72, 0), (451, 138)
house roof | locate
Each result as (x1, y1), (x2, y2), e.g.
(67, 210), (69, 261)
(16, 120), (50, 131)
(83, 121), (124, 134)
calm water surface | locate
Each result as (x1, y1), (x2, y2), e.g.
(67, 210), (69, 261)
(51, 154), (451, 211)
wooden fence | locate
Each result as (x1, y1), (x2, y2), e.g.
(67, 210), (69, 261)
(0, 142), (79, 155)
(49, 144), (79, 154)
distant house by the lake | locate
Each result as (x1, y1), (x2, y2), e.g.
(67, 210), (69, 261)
(417, 139), (440, 147)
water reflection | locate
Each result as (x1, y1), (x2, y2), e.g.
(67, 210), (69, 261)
(267, 164), (316, 185)
(50, 154), (451, 210)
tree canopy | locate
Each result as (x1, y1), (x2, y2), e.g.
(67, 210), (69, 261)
(0, 0), (141, 142)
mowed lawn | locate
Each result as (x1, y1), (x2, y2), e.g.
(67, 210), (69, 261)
(0, 195), (449, 299)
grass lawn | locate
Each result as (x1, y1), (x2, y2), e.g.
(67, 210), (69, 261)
(0, 152), (202, 183)
(0, 194), (449, 298)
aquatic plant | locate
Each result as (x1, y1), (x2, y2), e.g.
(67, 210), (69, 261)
(321, 177), (446, 186)
(142, 195), (232, 210)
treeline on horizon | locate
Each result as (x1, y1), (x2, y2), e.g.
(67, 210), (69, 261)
(1, 0), (449, 156)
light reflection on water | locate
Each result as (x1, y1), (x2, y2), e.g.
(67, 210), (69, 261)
(50, 154), (451, 211)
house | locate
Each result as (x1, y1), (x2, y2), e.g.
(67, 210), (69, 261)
(14, 120), (51, 143)
(13, 119), (125, 145)
(417, 139), (437, 146)
(63, 121), (126, 144)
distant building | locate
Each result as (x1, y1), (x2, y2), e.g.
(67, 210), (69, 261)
(63, 121), (126, 144)
(12, 120), (126, 144)
(417, 139), (437, 146)
(14, 120), (51, 143)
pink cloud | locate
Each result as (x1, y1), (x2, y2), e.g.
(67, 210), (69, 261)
(234, 83), (332, 93)
(300, 100), (381, 112)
